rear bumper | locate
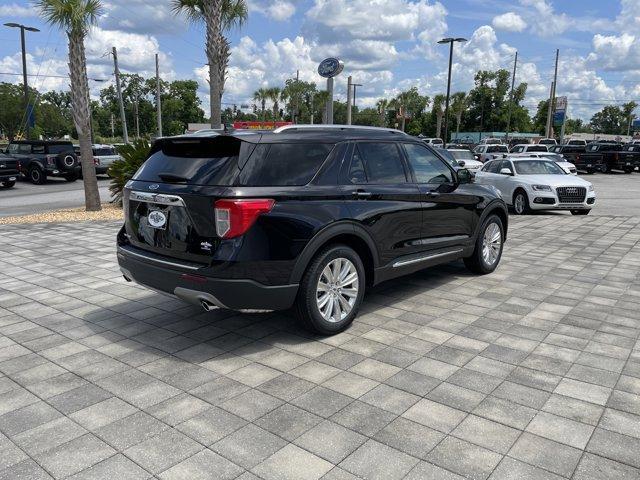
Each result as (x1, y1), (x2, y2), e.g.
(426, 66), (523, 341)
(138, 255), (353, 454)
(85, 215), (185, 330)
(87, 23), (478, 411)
(0, 173), (18, 182)
(117, 245), (299, 311)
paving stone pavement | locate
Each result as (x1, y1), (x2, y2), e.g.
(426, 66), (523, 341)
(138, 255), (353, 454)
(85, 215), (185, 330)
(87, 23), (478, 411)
(0, 216), (639, 480)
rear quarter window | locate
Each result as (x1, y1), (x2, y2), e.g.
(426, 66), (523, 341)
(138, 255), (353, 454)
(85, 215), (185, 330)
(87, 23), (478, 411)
(238, 143), (334, 186)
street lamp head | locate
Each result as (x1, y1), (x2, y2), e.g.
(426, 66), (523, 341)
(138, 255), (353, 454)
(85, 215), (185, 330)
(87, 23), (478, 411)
(4, 22), (21, 28)
(438, 37), (467, 44)
(24, 26), (40, 32)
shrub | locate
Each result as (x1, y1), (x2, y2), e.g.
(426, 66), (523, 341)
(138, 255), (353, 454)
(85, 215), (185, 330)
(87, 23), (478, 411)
(108, 139), (151, 206)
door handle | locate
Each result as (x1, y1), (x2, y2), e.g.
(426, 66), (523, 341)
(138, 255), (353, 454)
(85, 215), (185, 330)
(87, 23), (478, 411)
(427, 191), (440, 198)
(352, 190), (372, 198)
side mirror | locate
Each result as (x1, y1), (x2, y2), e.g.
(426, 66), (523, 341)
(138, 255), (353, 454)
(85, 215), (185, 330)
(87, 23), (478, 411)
(474, 154), (481, 161)
(500, 167), (513, 176)
(457, 168), (473, 184)
(458, 160), (466, 167)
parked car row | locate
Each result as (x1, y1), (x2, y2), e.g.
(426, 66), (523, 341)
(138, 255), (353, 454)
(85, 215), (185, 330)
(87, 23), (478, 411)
(0, 140), (120, 186)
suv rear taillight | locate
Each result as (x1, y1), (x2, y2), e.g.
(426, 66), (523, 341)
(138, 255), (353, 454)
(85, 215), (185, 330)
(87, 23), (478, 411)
(46, 155), (56, 165)
(214, 199), (275, 239)
(93, 157), (100, 165)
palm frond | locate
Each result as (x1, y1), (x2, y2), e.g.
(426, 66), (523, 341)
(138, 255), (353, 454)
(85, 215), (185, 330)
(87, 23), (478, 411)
(34, 0), (102, 33)
(171, 0), (204, 23)
(221, 0), (248, 31)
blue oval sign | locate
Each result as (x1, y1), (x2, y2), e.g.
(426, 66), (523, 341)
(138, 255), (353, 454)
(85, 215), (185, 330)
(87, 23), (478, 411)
(318, 57), (344, 78)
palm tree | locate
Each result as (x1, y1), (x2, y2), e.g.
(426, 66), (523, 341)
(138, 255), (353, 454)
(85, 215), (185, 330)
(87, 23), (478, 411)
(376, 98), (389, 127)
(390, 93), (409, 131)
(451, 92), (468, 139)
(267, 87), (281, 120)
(433, 94), (446, 140)
(253, 88), (268, 122)
(172, 0), (248, 128)
(35, 0), (102, 211)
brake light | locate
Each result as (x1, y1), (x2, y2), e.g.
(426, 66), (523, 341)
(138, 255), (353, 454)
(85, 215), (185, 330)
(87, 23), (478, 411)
(93, 157), (100, 165)
(214, 199), (275, 239)
(46, 155), (56, 165)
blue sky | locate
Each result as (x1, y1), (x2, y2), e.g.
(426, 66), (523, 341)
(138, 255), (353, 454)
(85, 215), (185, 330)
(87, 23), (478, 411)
(0, 0), (638, 120)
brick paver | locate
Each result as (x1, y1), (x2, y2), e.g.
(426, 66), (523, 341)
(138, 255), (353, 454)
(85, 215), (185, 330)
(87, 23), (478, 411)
(0, 216), (639, 479)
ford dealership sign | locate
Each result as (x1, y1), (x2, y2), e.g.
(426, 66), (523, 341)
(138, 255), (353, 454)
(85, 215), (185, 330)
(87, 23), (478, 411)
(318, 58), (344, 78)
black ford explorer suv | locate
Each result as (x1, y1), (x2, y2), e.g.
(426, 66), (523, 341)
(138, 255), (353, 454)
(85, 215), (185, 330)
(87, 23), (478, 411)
(117, 126), (508, 334)
(5, 140), (80, 184)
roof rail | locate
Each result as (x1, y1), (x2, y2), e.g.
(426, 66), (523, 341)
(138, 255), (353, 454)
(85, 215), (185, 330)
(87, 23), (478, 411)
(272, 124), (408, 135)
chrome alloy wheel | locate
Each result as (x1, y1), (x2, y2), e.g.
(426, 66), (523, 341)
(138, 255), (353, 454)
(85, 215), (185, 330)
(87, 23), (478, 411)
(316, 258), (359, 323)
(514, 193), (525, 214)
(482, 222), (502, 266)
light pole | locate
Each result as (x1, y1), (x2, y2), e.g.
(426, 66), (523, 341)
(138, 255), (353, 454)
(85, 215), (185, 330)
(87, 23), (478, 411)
(438, 37), (466, 144)
(4, 22), (40, 139)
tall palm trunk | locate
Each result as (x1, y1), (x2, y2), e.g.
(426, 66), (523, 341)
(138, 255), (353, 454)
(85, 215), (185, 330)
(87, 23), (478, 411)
(436, 113), (443, 138)
(217, 35), (230, 100)
(203, 0), (222, 128)
(456, 113), (462, 137)
(68, 30), (100, 211)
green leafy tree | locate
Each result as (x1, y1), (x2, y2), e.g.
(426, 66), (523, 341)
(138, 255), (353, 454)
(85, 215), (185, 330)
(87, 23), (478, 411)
(0, 82), (31, 140)
(108, 139), (151, 205)
(35, 0), (103, 211)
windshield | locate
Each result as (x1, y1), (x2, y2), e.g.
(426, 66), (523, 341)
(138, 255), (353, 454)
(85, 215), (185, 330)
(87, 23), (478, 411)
(437, 149), (459, 168)
(487, 145), (508, 153)
(540, 153), (564, 162)
(449, 150), (474, 161)
(93, 147), (116, 156)
(514, 160), (565, 175)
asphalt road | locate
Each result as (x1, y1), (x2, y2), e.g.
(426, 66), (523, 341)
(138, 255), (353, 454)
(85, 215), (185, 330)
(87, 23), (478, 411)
(0, 177), (112, 217)
(0, 171), (638, 218)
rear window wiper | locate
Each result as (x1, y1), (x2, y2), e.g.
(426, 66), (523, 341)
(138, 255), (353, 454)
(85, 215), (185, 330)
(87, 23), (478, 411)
(158, 172), (189, 183)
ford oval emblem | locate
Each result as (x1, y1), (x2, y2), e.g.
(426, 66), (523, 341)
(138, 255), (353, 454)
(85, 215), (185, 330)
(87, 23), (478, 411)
(148, 184), (160, 190)
(318, 57), (344, 78)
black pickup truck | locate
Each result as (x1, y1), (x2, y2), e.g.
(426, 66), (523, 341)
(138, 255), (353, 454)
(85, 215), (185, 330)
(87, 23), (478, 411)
(549, 145), (600, 173)
(583, 142), (634, 174)
(0, 154), (19, 189)
(619, 144), (640, 173)
(5, 140), (80, 184)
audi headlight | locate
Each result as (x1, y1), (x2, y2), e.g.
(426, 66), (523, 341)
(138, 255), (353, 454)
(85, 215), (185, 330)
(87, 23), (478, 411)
(532, 185), (552, 191)
(588, 185), (594, 192)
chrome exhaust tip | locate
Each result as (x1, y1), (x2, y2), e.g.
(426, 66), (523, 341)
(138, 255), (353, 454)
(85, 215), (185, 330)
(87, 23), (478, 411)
(200, 299), (214, 312)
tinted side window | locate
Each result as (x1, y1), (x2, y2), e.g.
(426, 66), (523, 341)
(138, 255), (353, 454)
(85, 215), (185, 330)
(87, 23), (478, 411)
(8, 144), (19, 154)
(348, 147), (367, 184)
(32, 145), (45, 154)
(239, 143), (333, 186)
(404, 144), (453, 184)
(17, 144), (31, 154)
(357, 142), (407, 184)
(487, 161), (501, 173)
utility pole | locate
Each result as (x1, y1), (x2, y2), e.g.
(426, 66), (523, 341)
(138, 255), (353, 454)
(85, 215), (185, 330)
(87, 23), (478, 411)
(295, 69), (300, 124)
(134, 94), (140, 139)
(112, 47), (128, 143)
(310, 92), (314, 125)
(346, 76), (353, 125)
(505, 51), (518, 143)
(110, 113), (115, 139)
(326, 78), (334, 124)
(546, 49), (559, 139)
(156, 53), (162, 137)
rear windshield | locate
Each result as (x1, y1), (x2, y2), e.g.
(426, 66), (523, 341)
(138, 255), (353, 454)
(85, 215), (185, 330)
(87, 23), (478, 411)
(47, 144), (74, 154)
(487, 145), (508, 153)
(133, 137), (251, 185)
(528, 145), (548, 152)
(238, 143), (334, 186)
(94, 147), (116, 156)
(133, 137), (334, 187)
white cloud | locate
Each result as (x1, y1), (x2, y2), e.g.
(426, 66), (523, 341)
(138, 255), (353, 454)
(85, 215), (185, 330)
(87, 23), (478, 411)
(100, 0), (185, 34)
(0, 3), (39, 17)
(519, 0), (569, 36)
(492, 12), (527, 32)
(248, 0), (298, 21)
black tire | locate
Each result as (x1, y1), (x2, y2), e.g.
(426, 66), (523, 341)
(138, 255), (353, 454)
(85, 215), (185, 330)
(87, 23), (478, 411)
(585, 169), (594, 175)
(294, 244), (365, 335)
(464, 214), (504, 274)
(624, 169), (633, 174)
(65, 173), (78, 182)
(1, 181), (16, 188)
(29, 166), (46, 185)
(601, 164), (610, 174)
(571, 209), (590, 215)
(512, 190), (530, 215)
